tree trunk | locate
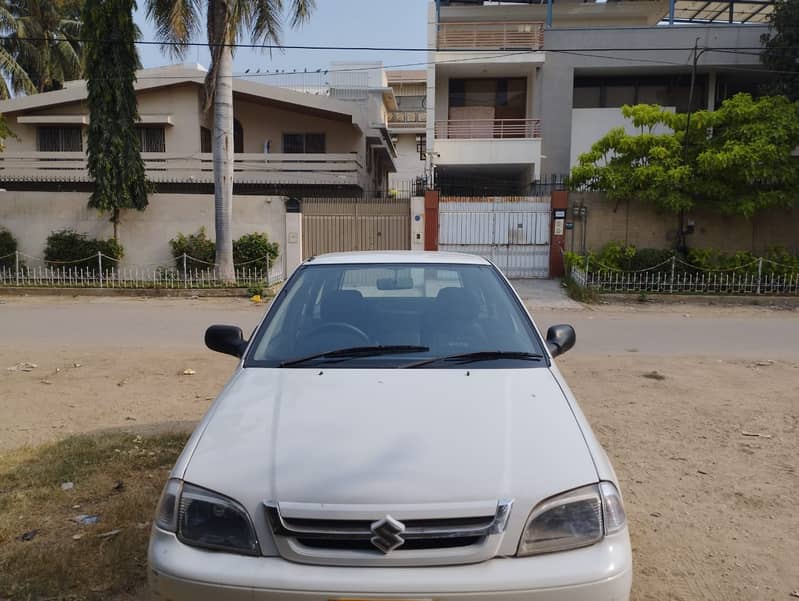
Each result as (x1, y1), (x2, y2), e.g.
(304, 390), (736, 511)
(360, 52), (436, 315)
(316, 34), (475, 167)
(213, 9), (236, 283)
(113, 207), (119, 241)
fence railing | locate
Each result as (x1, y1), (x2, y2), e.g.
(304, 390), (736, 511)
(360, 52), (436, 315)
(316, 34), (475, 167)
(437, 21), (545, 50)
(570, 255), (799, 296)
(388, 110), (427, 128)
(435, 118), (541, 140)
(0, 251), (284, 289)
(0, 152), (363, 186)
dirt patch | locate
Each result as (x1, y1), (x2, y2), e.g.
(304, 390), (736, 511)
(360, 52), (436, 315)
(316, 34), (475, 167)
(558, 354), (799, 601)
(2, 348), (798, 600)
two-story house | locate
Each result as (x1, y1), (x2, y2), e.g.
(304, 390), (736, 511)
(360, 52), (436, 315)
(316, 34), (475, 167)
(0, 63), (398, 269)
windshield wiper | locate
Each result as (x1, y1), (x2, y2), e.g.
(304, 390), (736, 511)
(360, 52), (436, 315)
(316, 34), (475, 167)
(404, 351), (545, 369)
(279, 345), (429, 368)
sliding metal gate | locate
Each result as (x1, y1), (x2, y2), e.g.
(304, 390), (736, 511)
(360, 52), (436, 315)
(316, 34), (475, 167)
(302, 198), (411, 258)
(439, 196), (551, 278)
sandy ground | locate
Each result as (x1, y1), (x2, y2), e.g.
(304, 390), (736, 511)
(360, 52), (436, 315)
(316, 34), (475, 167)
(1, 296), (798, 599)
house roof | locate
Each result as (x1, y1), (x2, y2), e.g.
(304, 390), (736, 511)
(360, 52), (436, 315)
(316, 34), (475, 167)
(0, 63), (358, 122)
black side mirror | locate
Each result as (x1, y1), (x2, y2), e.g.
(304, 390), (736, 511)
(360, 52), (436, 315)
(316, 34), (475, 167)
(546, 324), (576, 358)
(205, 325), (248, 358)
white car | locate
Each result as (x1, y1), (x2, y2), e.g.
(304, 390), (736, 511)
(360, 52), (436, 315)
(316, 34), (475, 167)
(148, 251), (632, 600)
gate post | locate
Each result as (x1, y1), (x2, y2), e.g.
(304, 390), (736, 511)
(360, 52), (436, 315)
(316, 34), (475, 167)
(549, 190), (568, 278)
(285, 197), (303, 276)
(424, 190), (439, 251)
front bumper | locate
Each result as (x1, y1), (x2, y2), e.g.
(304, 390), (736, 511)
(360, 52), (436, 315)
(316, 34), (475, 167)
(148, 527), (632, 600)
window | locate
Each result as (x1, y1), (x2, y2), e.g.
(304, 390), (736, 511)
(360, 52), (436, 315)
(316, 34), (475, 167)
(448, 78), (526, 120)
(283, 133), (326, 153)
(137, 126), (166, 152)
(397, 95), (426, 111)
(416, 134), (426, 160)
(246, 263), (544, 368)
(200, 121), (244, 153)
(37, 126), (82, 152)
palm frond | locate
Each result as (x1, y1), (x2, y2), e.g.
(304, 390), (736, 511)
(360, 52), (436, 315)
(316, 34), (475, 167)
(144, 0), (201, 60)
(0, 45), (36, 96)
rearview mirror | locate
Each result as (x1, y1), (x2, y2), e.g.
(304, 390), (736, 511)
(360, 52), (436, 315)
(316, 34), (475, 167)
(205, 325), (248, 358)
(546, 324), (576, 357)
(377, 276), (414, 290)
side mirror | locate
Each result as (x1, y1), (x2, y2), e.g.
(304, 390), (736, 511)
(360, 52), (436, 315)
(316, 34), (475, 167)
(546, 324), (576, 358)
(205, 325), (248, 358)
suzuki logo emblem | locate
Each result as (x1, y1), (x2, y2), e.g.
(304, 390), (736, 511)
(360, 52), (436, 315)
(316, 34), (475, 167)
(370, 515), (406, 554)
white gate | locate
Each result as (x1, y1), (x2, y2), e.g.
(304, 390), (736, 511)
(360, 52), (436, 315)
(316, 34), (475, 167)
(439, 196), (551, 278)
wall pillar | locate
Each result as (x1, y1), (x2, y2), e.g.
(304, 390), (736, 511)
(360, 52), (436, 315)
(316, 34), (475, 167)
(411, 196), (425, 251)
(285, 197), (303, 275)
(549, 190), (568, 278)
(424, 190), (439, 251)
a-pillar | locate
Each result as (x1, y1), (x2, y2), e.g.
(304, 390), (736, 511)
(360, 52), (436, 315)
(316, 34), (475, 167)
(549, 190), (568, 278)
(424, 190), (439, 251)
(285, 197), (303, 276)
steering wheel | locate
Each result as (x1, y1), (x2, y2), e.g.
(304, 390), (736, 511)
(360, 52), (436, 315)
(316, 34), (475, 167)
(305, 322), (371, 345)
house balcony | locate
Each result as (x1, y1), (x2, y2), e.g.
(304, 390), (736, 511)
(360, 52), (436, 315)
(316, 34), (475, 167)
(433, 118), (542, 170)
(387, 109), (427, 131)
(0, 152), (364, 187)
(437, 21), (544, 51)
(434, 118), (541, 140)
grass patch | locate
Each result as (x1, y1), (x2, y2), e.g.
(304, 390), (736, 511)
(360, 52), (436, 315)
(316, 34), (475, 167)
(0, 432), (188, 600)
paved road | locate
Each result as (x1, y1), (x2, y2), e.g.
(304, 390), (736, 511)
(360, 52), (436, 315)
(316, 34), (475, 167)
(2, 296), (798, 358)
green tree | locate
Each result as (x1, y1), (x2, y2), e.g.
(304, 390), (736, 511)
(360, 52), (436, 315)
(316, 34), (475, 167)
(0, 0), (83, 96)
(145, 0), (315, 282)
(761, 0), (799, 101)
(569, 94), (799, 221)
(83, 0), (148, 240)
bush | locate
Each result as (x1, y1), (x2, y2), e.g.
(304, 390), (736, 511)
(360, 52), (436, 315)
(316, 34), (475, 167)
(44, 229), (123, 273)
(169, 228), (216, 272)
(170, 229), (281, 273)
(0, 227), (19, 269)
(233, 232), (279, 270)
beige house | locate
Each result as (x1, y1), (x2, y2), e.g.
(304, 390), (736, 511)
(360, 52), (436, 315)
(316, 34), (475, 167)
(387, 70), (428, 193)
(0, 64), (397, 269)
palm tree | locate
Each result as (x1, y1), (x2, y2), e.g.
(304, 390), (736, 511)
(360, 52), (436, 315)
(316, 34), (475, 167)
(0, 0), (83, 97)
(146, 0), (315, 282)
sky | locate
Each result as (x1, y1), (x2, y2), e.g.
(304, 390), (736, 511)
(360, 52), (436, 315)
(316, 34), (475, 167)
(133, 0), (430, 75)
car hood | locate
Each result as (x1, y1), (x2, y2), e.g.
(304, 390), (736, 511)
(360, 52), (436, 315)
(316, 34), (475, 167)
(183, 368), (598, 514)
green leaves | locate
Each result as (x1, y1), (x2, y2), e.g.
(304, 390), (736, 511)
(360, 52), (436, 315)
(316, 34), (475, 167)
(569, 94), (799, 218)
(83, 0), (149, 236)
(760, 0), (799, 100)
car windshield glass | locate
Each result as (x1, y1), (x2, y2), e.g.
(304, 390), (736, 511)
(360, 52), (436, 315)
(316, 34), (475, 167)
(246, 262), (545, 368)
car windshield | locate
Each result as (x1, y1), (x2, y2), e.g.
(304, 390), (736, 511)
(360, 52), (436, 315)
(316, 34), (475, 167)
(246, 262), (546, 368)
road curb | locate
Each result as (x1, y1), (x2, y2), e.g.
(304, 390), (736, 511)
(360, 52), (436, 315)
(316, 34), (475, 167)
(599, 293), (799, 308)
(0, 287), (267, 299)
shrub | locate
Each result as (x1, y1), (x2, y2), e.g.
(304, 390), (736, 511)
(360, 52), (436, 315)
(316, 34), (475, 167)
(170, 229), (280, 273)
(169, 228), (216, 272)
(627, 248), (676, 271)
(44, 229), (123, 273)
(595, 241), (636, 270)
(0, 227), (19, 269)
(233, 232), (279, 270)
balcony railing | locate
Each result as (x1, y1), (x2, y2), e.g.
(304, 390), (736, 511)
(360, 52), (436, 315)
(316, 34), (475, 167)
(438, 22), (544, 51)
(0, 152), (363, 186)
(435, 119), (541, 139)
(388, 110), (427, 128)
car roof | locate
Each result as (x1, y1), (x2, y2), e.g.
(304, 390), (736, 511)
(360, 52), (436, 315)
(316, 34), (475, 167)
(308, 251), (491, 266)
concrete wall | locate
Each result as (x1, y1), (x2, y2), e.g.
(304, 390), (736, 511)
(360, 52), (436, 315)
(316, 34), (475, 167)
(4, 84), (203, 155)
(233, 98), (361, 155)
(540, 24), (768, 176)
(0, 191), (287, 270)
(569, 107), (675, 169)
(389, 133), (426, 187)
(566, 192), (799, 255)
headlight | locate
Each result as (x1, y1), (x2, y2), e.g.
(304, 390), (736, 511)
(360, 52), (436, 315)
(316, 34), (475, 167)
(517, 482), (626, 556)
(154, 479), (260, 556)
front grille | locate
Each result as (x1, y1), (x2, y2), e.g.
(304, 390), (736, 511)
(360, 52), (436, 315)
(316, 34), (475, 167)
(264, 499), (512, 557)
(297, 535), (483, 551)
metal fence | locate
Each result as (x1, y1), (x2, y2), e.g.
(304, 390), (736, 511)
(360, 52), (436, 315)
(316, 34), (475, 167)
(0, 251), (284, 289)
(570, 255), (799, 296)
